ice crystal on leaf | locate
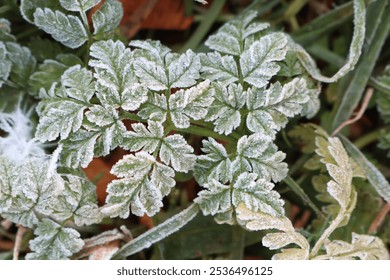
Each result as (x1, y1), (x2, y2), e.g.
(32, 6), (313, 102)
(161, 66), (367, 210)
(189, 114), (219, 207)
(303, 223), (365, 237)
(92, 0), (123, 36)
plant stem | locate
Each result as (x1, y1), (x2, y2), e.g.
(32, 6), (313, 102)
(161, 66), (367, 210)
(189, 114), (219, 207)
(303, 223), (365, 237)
(230, 225), (245, 260)
(353, 127), (389, 149)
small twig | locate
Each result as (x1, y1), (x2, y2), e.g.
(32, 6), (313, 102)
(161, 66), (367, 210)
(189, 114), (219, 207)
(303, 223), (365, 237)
(120, 0), (159, 39)
(13, 225), (27, 260)
(332, 88), (374, 136)
(368, 203), (390, 234)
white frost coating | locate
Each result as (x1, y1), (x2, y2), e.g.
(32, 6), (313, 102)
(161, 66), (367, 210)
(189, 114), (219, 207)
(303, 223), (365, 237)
(104, 152), (175, 218)
(194, 180), (232, 216)
(59, 0), (100, 12)
(26, 219), (84, 260)
(206, 10), (269, 56)
(168, 49), (201, 88)
(194, 138), (232, 185)
(92, 0), (123, 35)
(240, 32), (287, 88)
(315, 233), (390, 260)
(169, 80), (213, 128)
(246, 78), (310, 137)
(0, 107), (45, 163)
(137, 92), (168, 122)
(293, 0), (366, 83)
(233, 133), (288, 182)
(160, 134), (196, 172)
(61, 65), (95, 102)
(134, 57), (168, 91)
(122, 121), (163, 153)
(33, 8), (88, 48)
(0, 42), (12, 88)
(86, 105), (117, 127)
(206, 82), (246, 135)
(199, 52), (239, 86)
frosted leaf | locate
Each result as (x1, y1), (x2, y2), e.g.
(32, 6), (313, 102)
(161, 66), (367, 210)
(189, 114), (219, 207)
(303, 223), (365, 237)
(53, 175), (101, 226)
(26, 219), (84, 260)
(20, 0), (63, 24)
(0, 19), (15, 42)
(315, 136), (353, 209)
(130, 40), (171, 62)
(104, 175), (161, 218)
(93, 121), (126, 156)
(246, 78), (309, 136)
(0, 42), (11, 88)
(206, 82), (246, 135)
(233, 133), (288, 182)
(194, 138), (232, 186)
(300, 80), (321, 119)
(0, 158), (58, 227)
(36, 98), (87, 142)
(61, 65), (95, 102)
(121, 84), (148, 111)
(240, 33), (287, 88)
(277, 51), (304, 77)
(33, 8), (88, 48)
(317, 233), (390, 260)
(90, 40), (143, 110)
(103, 151), (175, 218)
(205, 10), (269, 56)
(60, 130), (100, 168)
(159, 134), (195, 172)
(92, 0), (123, 36)
(121, 121), (163, 154)
(86, 105), (118, 127)
(199, 52), (239, 86)
(169, 80), (213, 128)
(137, 92), (168, 122)
(133, 56), (168, 91)
(59, 0), (99, 12)
(5, 42), (37, 89)
(29, 54), (83, 97)
(194, 180), (231, 216)
(167, 49), (201, 88)
(232, 172), (284, 217)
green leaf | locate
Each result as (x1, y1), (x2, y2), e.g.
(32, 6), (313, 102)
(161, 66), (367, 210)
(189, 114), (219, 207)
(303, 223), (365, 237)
(195, 180), (232, 216)
(53, 175), (101, 226)
(0, 19), (15, 42)
(59, 0), (100, 12)
(60, 130), (100, 168)
(294, 0), (366, 83)
(199, 52), (239, 86)
(33, 8), (88, 48)
(0, 42), (11, 88)
(90, 40), (147, 110)
(20, 0), (63, 23)
(103, 152), (175, 218)
(240, 32), (287, 88)
(92, 0), (123, 36)
(36, 98), (87, 142)
(111, 204), (200, 259)
(206, 82), (246, 135)
(61, 65), (95, 102)
(340, 135), (390, 203)
(137, 92), (168, 122)
(233, 133), (288, 182)
(194, 138), (232, 186)
(167, 49), (201, 88)
(121, 121), (164, 154)
(169, 80), (213, 128)
(27, 37), (63, 62)
(205, 10), (269, 56)
(160, 134), (195, 172)
(26, 219), (84, 260)
(246, 78), (309, 137)
(29, 54), (83, 97)
(5, 42), (36, 90)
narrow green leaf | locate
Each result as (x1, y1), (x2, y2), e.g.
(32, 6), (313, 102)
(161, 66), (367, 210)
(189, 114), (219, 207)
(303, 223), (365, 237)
(111, 204), (200, 259)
